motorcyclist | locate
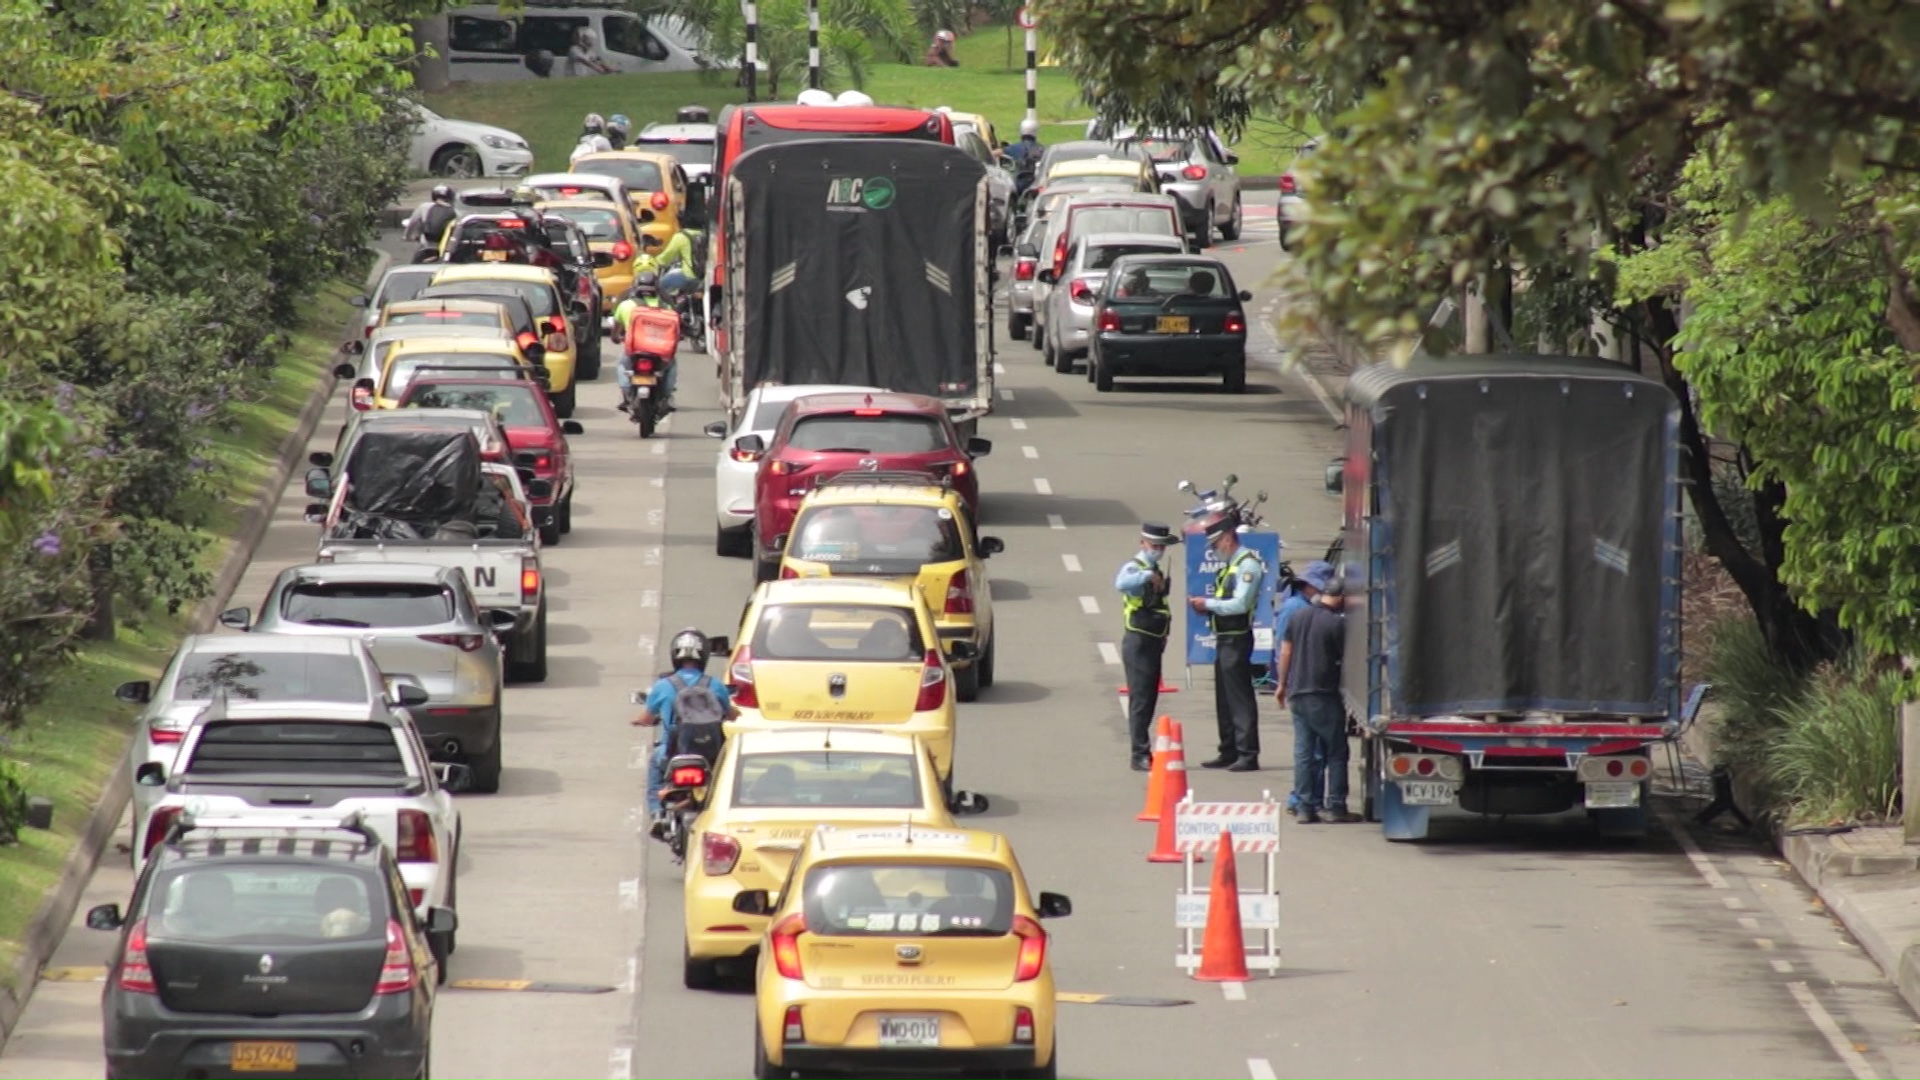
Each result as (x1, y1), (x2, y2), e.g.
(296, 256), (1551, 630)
(403, 184), (459, 262)
(924, 29), (959, 67)
(611, 272), (679, 413)
(606, 113), (632, 150)
(634, 231), (696, 297)
(1006, 118), (1044, 196)
(572, 113), (613, 164)
(634, 629), (738, 834)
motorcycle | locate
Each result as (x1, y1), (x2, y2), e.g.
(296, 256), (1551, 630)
(671, 288), (705, 352)
(623, 351), (672, 438)
(1176, 474), (1270, 532)
(652, 752), (714, 863)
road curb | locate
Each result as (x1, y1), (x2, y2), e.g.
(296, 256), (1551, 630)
(1780, 830), (1920, 1020)
(0, 250), (390, 1053)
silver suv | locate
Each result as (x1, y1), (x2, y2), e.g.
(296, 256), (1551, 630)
(221, 563), (512, 793)
(1121, 129), (1244, 246)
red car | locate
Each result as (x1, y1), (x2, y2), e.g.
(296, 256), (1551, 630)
(735, 391), (991, 581)
(395, 377), (583, 545)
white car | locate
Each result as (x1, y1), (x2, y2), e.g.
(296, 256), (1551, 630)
(701, 383), (882, 558)
(409, 102), (534, 180)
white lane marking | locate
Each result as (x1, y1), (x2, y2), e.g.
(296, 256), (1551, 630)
(1738, 916), (1760, 930)
(637, 634), (655, 657)
(1097, 642), (1121, 665)
(1062, 554), (1082, 572)
(1047, 513), (1066, 530)
(641, 590), (660, 608)
(618, 878), (640, 911)
(1221, 981), (1247, 1001)
(1724, 896), (1746, 910)
(1010, 418), (1029, 430)
(649, 475), (664, 487)
(1772, 959), (1795, 974)
(650, 441), (665, 456)
(646, 508), (665, 528)
(1656, 806), (1729, 888)
(999, 388), (1016, 401)
(643, 546), (662, 566)
(618, 955), (637, 994)
(994, 361), (1008, 374)
(628, 746), (648, 770)
(1023, 445), (1039, 459)
(1034, 477), (1052, 495)
(1079, 596), (1100, 615)
(1788, 981), (1880, 1080)
(609, 1046), (633, 1079)
(1755, 938), (1776, 950)
(1249, 1060), (1277, 1080)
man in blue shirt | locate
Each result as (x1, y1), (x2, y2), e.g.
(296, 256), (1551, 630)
(1114, 522), (1181, 771)
(1270, 570), (1317, 814)
(1275, 562), (1354, 823)
(634, 629), (738, 826)
(1190, 511), (1267, 772)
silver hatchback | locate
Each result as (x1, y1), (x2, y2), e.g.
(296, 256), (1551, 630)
(221, 562), (513, 793)
(1003, 216), (1048, 341)
(1121, 129), (1245, 246)
(1039, 232), (1189, 372)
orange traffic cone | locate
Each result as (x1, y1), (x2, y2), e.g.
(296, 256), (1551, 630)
(1136, 716), (1173, 822)
(1166, 721), (1192, 804)
(1193, 829), (1249, 982)
(1148, 777), (1201, 864)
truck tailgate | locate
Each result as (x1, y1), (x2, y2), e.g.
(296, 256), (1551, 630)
(318, 541), (531, 611)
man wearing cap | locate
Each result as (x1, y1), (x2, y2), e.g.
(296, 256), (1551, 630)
(1114, 523), (1180, 771)
(1275, 561), (1354, 823)
(1189, 510), (1268, 772)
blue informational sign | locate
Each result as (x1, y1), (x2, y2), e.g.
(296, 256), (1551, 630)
(1183, 530), (1284, 669)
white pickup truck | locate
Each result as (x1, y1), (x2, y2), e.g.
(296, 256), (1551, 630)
(308, 428), (551, 682)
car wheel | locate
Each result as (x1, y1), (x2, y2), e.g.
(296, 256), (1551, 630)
(1008, 1044), (1059, 1079)
(1221, 196), (1243, 241)
(1029, 315), (1044, 351)
(552, 383), (577, 419)
(1095, 358), (1114, 392)
(507, 606), (548, 684)
(579, 339), (601, 382)
(416, 1049), (431, 1080)
(557, 493), (573, 534)
(539, 520), (561, 546)
(1009, 311), (1029, 341)
(1223, 362), (1247, 394)
(955, 658), (982, 703)
(752, 1026), (789, 1080)
(716, 523), (752, 558)
(431, 144), (482, 179)
(683, 942), (721, 990)
(1085, 352), (1097, 383)
(979, 635), (996, 688)
(469, 726), (503, 794)
(430, 932), (450, 984)
(1278, 222), (1294, 252)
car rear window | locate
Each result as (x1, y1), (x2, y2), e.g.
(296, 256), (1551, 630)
(374, 272), (434, 308)
(174, 652), (371, 704)
(419, 290), (534, 332)
(552, 206), (626, 241)
(750, 398), (794, 433)
(786, 415), (946, 454)
(575, 158), (666, 191)
(146, 865), (385, 944)
(482, 281), (558, 319)
(790, 505), (963, 566)
(531, 183), (617, 205)
(1110, 264), (1234, 299)
(186, 721), (407, 779)
(1072, 207), (1177, 238)
(384, 309), (500, 329)
(1087, 243), (1181, 270)
(731, 751), (921, 809)
(803, 863), (1015, 935)
(282, 582), (454, 629)
(407, 384), (546, 427)
(387, 353), (519, 397)
(638, 139), (713, 167)
(752, 604), (925, 661)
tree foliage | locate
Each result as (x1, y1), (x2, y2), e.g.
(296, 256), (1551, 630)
(655, 0), (918, 97)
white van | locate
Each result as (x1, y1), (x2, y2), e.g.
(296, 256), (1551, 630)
(445, 6), (711, 83)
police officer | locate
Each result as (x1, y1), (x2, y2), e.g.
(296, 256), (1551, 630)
(1190, 509), (1267, 771)
(1114, 523), (1180, 771)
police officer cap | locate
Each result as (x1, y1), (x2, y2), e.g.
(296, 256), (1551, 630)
(1140, 522), (1181, 545)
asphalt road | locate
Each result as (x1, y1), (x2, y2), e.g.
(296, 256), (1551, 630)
(7, 194), (1920, 1079)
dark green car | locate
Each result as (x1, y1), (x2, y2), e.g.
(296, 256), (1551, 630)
(1088, 255), (1254, 394)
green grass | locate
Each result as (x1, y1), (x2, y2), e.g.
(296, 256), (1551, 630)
(0, 279), (356, 982)
(421, 23), (1303, 177)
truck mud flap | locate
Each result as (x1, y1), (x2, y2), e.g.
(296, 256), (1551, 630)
(1379, 782), (1432, 842)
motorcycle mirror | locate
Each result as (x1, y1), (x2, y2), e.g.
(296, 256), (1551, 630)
(1224, 473), (1238, 488)
(1176, 480), (1195, 494)
(630, 689), (646, 706)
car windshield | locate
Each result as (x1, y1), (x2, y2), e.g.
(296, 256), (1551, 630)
(1136, 138), (1190, 162)
(1109, 264), (1233, 299)
(575, 158), (665, 191)
(1086, 243), (1181, 270)
(384, 309), (500, 330)
(553, 206), (626, 241)
(803, 863), (1015, 936)
(789, 505), (963, 566)
(751, 604), (925, 661)
(731, 751), (922, 809)
(407, 384), (546, 426)
(1072, 207), (1177, 237)
(173, 651), (370, 703)
(386, 353), (518, 397)
(786, 414), (946, 454)
(281, 581), (454, 629)
(638, 139), (714, 167)
(185, 721), (407, 779)
(146, 865), (384, 944)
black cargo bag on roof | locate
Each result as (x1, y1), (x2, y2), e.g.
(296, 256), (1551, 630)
(341, 429), (482, 528)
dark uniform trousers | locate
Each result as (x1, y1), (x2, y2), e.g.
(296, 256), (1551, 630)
(1214, 631), (1260, 760)
(1122, 630), (1166, 757)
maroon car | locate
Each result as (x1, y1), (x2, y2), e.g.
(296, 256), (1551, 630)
(395, 377), (583, 545)
(737, 391), (991, 582)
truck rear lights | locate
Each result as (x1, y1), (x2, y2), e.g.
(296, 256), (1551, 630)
(1389, 753), (1462, 781)
(1577, 755), (1651, 782)
(396, 809), (436, 863)
(144, 806), (184, 857)
(520, 559), (541, 603)
(1012, 915), (1047, 981)
(728, 647), (758, 707)
(771, 915), (806, 981)
(914, 649), (948, 712)
(148, 726), (183, 745)
(702, 832), (740, 875)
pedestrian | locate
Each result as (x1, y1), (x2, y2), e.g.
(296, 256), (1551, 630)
(1269, 568), (1320, 815)
(633, 629), (738, 836)
(1274, 562), (1355, 823)
(1190, 510), (1267, 772)
(1113, 523), (1180, 771)
(924, 29), (959, 67)
(567, 29), (615, 77)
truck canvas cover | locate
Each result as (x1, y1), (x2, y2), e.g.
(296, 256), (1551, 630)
(728, 139), (985, 402)
(1360, 357), (1679, 716)
(339, 429), (481, 530)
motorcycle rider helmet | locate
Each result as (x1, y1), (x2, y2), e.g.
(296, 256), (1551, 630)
(631, 270), (660, 299)
(669, 628), (710, 666)
(430, 183), (455, 203)
(583, 112), (606, 134)
(796, 88), (835, 106)
(1019, 117), (1040, 138)
(835, 90), (875, 107)
(935, 29), (956, 43)
(608, 114), (631, 137)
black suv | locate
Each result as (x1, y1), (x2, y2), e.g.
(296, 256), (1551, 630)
(88, 812), (453, 1080)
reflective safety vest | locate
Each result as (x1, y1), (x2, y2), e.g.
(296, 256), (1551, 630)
(1122, 554), (1172, 638)
(1210, 547), (1264, 637)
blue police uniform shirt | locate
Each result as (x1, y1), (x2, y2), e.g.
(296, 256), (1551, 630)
(1114, 552), (1166, 595)
(1202, 547), (1265, 616)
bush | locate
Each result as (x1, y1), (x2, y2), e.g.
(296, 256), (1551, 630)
(1703, 615), (1806, 773)
(0, 761), (30, 844)
(1765, 658), (1902, 826)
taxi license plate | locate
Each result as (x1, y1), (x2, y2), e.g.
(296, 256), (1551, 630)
(878, 1016), (941, 1048)
(1585, 781), (1640, 809)
(1155, 315), (1190, 334)
(230, 1042), (297, 1072)
(480, 249), (510, 262)
(1399, 780), (1455, 806)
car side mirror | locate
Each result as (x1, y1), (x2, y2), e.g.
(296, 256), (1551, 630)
(996, 245), (1013, 259)
(115, 680), (152, 705)
(592, 251), (615, 268)
(1325, 457), (1346, 494)
(486, 609), (519, 631)
(950, 790), (990, 815)
(218, 607), (251, 631)
(348, 294), (369, 308)
(526, 342), (547, 364)
(135, 763), (167, 788)
(707, 635), (731, 655)
(562, 420), (584, 435)
(304, 468), (332, 500)
(304, 503), (329, 524)
(771, 534), (788, 553)
(731, 890), (773, 916)
(333, 362), (358, 381)
(978, 536), (1005, 557)
(434, 762), (474, 792)
(1037, 891), (1073, 919)
(965, 437), (992, 458)
(736, 434), (766, 454)
(703, 421), (728, 439)
(394, 683), (431, 708)
(427, 907), (459, 935)
(309, 451), (334, 469)
(341, 341), (365, 357)
(571, 299), (591, 314)
(1238, 290), (1254, 302)
(1036, 269), (1057, 284)
(1224, 152), (1240, 165)
(948, 640), (980, 662)
(85, 903), (124, 931)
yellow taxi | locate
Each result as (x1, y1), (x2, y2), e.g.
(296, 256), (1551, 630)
(942, 110), (1000, 155)
(680, 727), (990, 989)
(779, 473), (1004, 702)
(724, 578), (969, 793)
(730, 825), (1072, 1079)
(428, 263), (579, 416)
(570, 149), (689, 246)
(1043, 156), (1161, 193)
(359, 336), (542, 411)
(536, 198), (641, 308)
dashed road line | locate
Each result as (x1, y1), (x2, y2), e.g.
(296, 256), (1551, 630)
(1010, 418), (1029, 430)
(641, 590), (660, 608)
(994, 361), (1008, 374)
(1788, 981), (1880, 1080)
(1248, 1059), (1277, 1080)
(998, 387), (1016, 401)
(1738, 916), (1760, 931)
(1221, 981), (1247, 1001)
(1657, 807), (1728, 888)
(1047, 513), (1066, 529)
(1022, 445), (1039, 459)
(1061, 554), (1082, 572)
(1754, 938), (1776, 950)
(1034, 478), (1053, 495)
(1097, 642), (1120, 665)
(618, 878), (640, 911)
(609, 1046), (633, 1079)
(649, 441), (665, 455)
(1079, 596), (1100, 615)
(1723, 896), (1746, 910)
(1772, 959), (1796, 974)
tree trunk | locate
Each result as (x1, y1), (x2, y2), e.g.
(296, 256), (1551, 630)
(83, 544), (113, 642)
(412, 15), (451, 94)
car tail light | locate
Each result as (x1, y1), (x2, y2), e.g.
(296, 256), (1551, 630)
(730, 444), (761, 463)
(1068, 279), (1095, 304)
(376, 920), (415, 994)
(914, 649), (948, 712)
(770, 914), (806, 980)
(1013, 915), (1047, 981)
(499, 217), (526, 228)
(779, 564), (800, 579)
(1224, 311), (1246, 334)
(143, 806), (183, 857)
(1415, 757), (1436, 776)
(1014, 258), (1036, 281)
(651, 191), (670, 211)
(1013, 1006), (1036, 1043)
(945, 569), (974, 614)
(728, 647), (758, 707)
(148, 726), (183, 745)
(611, 240), (634, 261)
(782, 1004), (805, 1043)
(769, 457), (803, 476)
(350, 382), (374, 411)
(1182, 163), (1208, 181)
(1279, 174), (1297, 195)
(1097, 307), (1121, 333)
(420, 632), (486, 652)
(544, 331), (569, 352)
(527, 453), (553, 471)
(949, 458), (970, 477)
(1052, 234), (1068, 276)
(702, 832), (740, 875)
(118, 920), (156, 993)
(396, 809), (436, 863)
(671, 762), (709, 789)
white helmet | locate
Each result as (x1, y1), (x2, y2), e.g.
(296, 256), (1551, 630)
(936, 105), (953, 114)
(669, 628), (711, 666)
(1019, 118), (1040, 138)
(796, 88), (835, 106)
(935, 29), (956, 42)
(835, 90), (874, 107)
